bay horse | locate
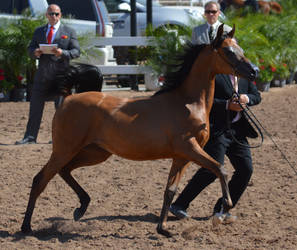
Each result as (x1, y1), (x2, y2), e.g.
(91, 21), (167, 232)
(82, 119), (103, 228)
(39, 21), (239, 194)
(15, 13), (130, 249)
(223, 0), (282, 14)
(21, 24), (258, 237)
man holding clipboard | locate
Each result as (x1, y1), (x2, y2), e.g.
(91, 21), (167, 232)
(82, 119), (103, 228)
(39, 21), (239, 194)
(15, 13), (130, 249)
(16, 4), (80, 145)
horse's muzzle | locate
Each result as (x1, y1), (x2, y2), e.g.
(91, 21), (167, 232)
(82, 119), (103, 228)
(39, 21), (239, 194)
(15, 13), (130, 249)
(251, 62), (259, 78)
(238, 62), (259, 81)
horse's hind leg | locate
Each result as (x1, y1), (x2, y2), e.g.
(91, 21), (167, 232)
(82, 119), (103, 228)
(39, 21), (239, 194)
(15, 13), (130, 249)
(21, 154), (70, 234)
(157, 158), (190, 237)
(59, 143), (111, 221)
(59, 168), (90, 222)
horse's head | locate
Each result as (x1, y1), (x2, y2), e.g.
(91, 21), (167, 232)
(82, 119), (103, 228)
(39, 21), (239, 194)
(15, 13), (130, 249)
(211, 24), (259, 81)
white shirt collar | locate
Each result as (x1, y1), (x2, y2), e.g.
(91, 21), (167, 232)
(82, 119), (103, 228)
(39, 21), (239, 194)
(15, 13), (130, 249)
(48, 20), (61, 30)
(207, 20), (221, 30)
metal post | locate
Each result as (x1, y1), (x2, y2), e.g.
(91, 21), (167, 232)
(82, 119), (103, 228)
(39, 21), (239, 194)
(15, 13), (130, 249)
(146, 0), (152, 26)
(130, 0), (138, 90)
(130, 0), (137, 37)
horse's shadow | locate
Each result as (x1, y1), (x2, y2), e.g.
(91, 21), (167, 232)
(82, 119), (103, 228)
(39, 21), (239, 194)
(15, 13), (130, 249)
(2, 218), (83, 242)
(1, 228), (82, 243)
(80, 213), (211, 223)
(0, 213), (211, 242)
(81, 212), (160, 223)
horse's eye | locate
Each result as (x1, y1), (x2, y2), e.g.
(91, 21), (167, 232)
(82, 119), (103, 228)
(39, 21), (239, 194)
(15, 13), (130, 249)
(222, 46), (241, 65)
(223, 47), (235, 57)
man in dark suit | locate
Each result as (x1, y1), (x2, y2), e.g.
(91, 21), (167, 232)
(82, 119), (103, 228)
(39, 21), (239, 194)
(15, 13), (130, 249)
(170, 1), (261, 223)
(170, 75), (261, 221)
(16, 4), (80, 145)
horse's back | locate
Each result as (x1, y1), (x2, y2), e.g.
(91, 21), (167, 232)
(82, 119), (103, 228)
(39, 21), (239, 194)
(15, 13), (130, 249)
(55, 91), (130, 124)
(52, 91), (177, 160)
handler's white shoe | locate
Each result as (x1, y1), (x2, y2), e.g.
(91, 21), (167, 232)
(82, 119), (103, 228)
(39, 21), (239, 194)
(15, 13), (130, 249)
(223, 212), (237, 224)
(212, 211), (237, 226)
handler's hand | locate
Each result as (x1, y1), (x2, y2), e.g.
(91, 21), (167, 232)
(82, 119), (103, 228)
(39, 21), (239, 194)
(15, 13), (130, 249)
(228, 101), (243, 111)
(34, 48), (43, 58)
(52, 47), (63, 57)
(238, 94), (249, 104)
(228, 94), (249, 111)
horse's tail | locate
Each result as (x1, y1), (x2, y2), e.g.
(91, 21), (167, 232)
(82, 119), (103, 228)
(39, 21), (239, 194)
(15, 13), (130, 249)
(269, 2), (282, 13)
(50, 63), (103, 97)
(72, 63), (103, 93)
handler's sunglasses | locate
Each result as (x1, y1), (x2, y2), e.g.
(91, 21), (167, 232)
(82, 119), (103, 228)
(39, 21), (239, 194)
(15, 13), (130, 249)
(205, 10), (218, 14)
(48, 12), (60, 16)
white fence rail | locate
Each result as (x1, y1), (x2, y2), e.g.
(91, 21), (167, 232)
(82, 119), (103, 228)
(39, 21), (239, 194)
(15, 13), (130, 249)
(91, 36), (160, 91)
(90, 36), (153, 47)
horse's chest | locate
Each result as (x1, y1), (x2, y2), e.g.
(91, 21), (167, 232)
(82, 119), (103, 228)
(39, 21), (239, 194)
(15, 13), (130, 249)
(186, 104), (207, 124)
(186, 106), (209, 142)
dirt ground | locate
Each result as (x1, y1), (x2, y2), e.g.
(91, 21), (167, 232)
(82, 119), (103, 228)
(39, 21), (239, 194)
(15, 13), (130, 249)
(0, 84), (296, 249)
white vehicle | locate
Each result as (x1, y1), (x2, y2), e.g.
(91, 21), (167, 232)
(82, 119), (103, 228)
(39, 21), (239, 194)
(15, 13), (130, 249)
(104, 0), (206, 86)
(110, 0), (205, 36)
(0, 0), (114, 65)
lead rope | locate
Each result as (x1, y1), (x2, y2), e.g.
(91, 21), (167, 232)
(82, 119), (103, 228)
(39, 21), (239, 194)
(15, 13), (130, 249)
(227, 76), (263, 148)
(227, 96), (264, 149)
(228, 90), (297, 176)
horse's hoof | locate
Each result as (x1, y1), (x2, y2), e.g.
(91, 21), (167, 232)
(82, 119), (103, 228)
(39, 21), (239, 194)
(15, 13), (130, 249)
(156, 225), (173, 238)
(73, 208), (84, 221)
(21, 224), (33, 234)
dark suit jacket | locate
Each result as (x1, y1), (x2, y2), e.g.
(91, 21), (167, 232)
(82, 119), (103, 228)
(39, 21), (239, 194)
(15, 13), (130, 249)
(209, 74), (261, 138)
(28, 23), (80, 90)
(191, 22), (232, 45)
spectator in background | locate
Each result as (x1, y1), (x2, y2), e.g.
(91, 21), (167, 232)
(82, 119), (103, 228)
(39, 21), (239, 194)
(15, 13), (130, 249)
(191, 1), (232, 44)
(15, 4), (80, 145)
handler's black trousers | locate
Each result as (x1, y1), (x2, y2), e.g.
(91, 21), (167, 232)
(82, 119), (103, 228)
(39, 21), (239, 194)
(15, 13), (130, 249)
(24, 88), (59, 140)
(173, 127), (253, 212)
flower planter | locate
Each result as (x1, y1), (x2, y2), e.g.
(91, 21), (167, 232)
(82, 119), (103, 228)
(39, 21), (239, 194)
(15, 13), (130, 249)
(286, 72), (295, 84)
(256, 81), (270, 92)
(0, 92), (10, 102)
(271, 79), (286, 88)
(10, 88), (27, 102)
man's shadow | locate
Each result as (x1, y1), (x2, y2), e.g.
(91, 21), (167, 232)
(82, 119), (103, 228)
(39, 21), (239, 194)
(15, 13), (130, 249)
(0, 142), (50, 146)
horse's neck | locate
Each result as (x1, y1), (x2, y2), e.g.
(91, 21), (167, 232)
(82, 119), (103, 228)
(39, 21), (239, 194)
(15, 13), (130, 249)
(180, 50), (216, 112)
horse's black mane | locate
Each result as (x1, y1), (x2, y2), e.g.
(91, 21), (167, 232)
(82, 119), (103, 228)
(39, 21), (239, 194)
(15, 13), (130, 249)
(154, 32), (230, 96)
(154, 42), (207, 95)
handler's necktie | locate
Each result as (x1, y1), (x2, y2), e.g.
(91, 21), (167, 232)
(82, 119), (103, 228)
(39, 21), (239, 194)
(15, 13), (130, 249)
(230, 75), (238, 93)
(209, 25), (214, 42)
(230, 75), (241, 123)
(47, 26), (54, 44)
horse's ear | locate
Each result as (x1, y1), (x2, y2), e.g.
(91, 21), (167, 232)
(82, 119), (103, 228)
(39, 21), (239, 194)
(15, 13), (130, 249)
(211, 24), (224, 49)
(227, 24), (235, 38)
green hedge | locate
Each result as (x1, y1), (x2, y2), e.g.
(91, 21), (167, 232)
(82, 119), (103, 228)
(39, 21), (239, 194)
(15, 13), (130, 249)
(225, 0), (297, 82)
(0, 11), (45, 93)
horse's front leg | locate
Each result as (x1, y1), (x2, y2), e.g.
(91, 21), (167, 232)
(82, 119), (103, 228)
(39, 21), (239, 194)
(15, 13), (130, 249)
(157, 158), (190, 237)
(182, 138), (233, 210)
